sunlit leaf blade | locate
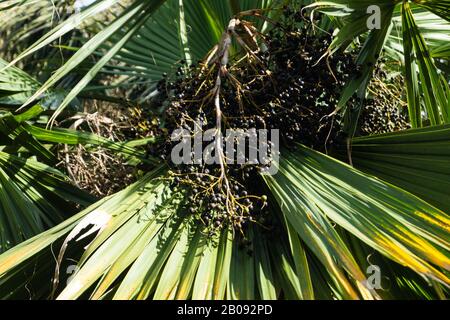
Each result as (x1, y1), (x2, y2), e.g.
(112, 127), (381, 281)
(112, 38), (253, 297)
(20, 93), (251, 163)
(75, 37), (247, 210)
(253, 225), (278, 299)
(402, 4), (422, 128)
(0, 195), (107, 299)
(153, 226), (204, 299)
(386, 6), (450, 63)
(0, 167), (230, 300)
(24, 123), (157, 164)
(339, 230), (443, 299)
(282, 217), (314, 299)
(192, 233), (221, 299)
(0, 166), (166, 298)
(402, 2), (450, 125)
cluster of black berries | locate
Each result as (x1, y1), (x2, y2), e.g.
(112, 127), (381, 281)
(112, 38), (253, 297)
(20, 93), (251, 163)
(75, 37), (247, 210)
(168, 167), (269, 236)
(359, 67), (410, 135)
(254, 12), (356, 148)
(144, 7), (361, 235)
(144, 6), (398, 235)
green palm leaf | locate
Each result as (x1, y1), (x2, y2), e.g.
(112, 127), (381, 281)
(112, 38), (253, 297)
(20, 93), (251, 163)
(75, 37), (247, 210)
(346, 124), (450, 214)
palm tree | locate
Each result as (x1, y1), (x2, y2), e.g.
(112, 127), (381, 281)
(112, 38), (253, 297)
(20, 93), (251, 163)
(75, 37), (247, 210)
(0, 0), (449, 300)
